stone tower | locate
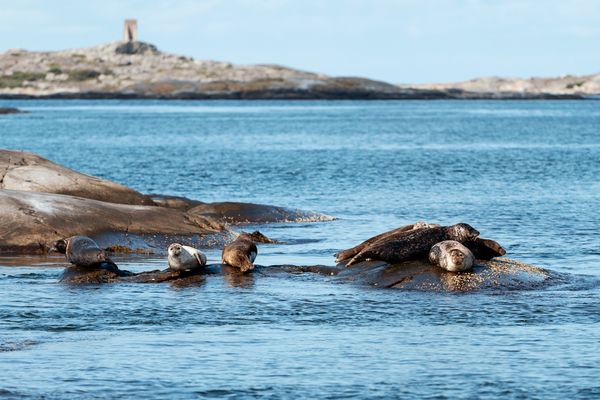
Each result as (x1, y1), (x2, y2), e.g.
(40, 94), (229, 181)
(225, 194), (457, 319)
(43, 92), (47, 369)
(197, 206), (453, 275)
(123, 19), (138, 42)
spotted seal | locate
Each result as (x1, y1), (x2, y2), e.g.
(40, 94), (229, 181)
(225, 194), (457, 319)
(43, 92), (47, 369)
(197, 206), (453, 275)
(221, 233), (257, 273)
(346, 223), (480, 267)
(428, 240), (475, 272)
(167, 243), (207, 272)
(335, 221), (440, 263)
(50, 236), (118, 270)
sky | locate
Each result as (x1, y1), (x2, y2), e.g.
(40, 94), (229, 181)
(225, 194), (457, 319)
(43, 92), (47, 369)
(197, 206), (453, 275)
(0, 0), (599, 84)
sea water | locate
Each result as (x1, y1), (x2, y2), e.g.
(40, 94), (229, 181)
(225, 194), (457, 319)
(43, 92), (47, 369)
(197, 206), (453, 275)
(0, 100), (599, 398)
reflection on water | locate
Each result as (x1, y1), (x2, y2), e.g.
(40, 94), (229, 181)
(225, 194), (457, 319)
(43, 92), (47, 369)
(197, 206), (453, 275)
(0, 100), (599, 398)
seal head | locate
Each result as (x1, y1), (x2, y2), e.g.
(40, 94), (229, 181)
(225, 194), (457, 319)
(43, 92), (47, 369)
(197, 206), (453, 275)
(447, 223), (480, 242)
(429, 240), (475, 272)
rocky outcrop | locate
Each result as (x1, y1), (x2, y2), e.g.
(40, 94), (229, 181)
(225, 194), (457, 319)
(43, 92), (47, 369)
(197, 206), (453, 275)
(334, 258), (552, 291)
(0, 150), (333, 253)
(57, 258), (553, 292)
(0, 107), (25, 114)
(0, 41), (587, 99)
(0, 188), (233, 253)
(404, 74), (600, 98)
(0, 150), (154, 206)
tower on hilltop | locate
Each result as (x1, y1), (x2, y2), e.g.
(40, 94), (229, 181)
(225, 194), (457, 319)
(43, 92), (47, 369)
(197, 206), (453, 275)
(123, 19), (138, 42)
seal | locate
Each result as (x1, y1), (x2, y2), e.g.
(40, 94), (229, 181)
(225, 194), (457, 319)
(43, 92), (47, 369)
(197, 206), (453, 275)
(345, 223), (480, 267)
(464, 237), (506, 260)
(50, 236), (119, 270)
(221, 233), (258, 273)
(428, 240), (475, 272)
(335, 221), (439, 263)
(167, 243), (207, 272)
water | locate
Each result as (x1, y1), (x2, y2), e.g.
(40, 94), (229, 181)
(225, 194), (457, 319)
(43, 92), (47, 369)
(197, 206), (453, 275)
(0, 100), (599, 398)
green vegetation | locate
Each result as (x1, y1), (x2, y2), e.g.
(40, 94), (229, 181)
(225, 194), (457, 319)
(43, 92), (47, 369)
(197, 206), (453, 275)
(67, 69), (101, 81)
(48, 63), (63, 74)
(566, 81), (585, 89)
(0, 71), (46, 88)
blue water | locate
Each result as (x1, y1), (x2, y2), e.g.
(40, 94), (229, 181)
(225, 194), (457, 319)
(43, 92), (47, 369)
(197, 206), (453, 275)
(0, 100), (599, 398)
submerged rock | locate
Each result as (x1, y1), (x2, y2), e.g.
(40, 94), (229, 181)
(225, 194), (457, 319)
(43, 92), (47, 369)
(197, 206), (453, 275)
(0, 107), (26, 115)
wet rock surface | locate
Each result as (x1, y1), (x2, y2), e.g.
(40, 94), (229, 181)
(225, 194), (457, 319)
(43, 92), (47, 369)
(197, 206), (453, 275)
(57, 257), (554, 292)
(334, 258), (553, 291)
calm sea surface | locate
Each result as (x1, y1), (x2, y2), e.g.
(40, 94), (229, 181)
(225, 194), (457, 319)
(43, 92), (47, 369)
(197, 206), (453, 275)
(0, 100), (599, 399)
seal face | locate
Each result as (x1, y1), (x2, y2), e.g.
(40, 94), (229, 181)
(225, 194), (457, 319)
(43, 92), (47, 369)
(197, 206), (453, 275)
(429, 240), (475, 272)
(221, 234), (257, 273)
(50, 236), (118, 270)
(167, 243), (207, 272)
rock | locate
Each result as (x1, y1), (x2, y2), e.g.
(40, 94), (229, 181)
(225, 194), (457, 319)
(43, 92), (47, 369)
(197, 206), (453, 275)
(0, 189), (233, 254)
(0, 107), (26, 114)
(334, 258), (552, 292)
(1, 41), (585, 99)
(0, 149), (154, 206)
(150, 194), (334, 224)
(114, 41), (159, 55)
(188, 201), (335, 224)
(56, 257), (553, 292)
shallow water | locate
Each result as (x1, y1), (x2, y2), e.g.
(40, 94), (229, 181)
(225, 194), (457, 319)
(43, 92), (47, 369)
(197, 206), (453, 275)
(0, 100), (599, 398)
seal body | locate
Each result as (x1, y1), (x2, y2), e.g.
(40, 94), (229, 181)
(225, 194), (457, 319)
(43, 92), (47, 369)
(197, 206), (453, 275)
(51, 236), (118, 270)
(335, 221), (440, 263)
(428, 240), (475, 272)
(221, 234), (257, 273)
(346, 223), (480, 266)
(464, 237), (506, 260)
(168, 243), (207, 272)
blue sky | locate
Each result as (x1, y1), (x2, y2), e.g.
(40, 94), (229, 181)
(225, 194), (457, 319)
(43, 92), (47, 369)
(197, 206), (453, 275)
(1, 0), (599, 83)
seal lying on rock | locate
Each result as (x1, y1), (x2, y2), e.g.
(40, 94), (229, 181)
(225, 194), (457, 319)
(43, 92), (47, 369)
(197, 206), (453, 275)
(428, 240), (475, 272)
(346, 223), (480, 267)
(167, 243), (207, 272)
(222, 233), (258, 273)
(51, 236), (119, 270)
(335, 221), (440, 263)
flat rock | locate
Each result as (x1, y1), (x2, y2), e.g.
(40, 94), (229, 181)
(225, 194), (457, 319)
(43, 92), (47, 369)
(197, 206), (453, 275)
(0, 189), (233, 254)
(0, 107), (26, 115)
(0, 149), (153, 206)
(55, 257), (553, 292)
(188, 201), (335, 224)
(150, 194), (334, 224)
(334, 258), (553, 292)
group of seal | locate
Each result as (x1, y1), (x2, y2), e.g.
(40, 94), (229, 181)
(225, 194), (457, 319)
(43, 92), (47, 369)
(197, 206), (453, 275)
(51, 221), (506, 279)
(336, 221), (505, 272)
(53, 233), (260, 274)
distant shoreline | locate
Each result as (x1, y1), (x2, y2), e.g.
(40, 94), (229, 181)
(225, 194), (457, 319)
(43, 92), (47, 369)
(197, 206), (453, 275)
(0, 41), (595, 100)
(0, 91), (586, 100)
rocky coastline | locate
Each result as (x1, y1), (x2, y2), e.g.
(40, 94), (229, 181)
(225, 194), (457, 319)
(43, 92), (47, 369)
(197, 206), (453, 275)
(0, 41), (592, 100)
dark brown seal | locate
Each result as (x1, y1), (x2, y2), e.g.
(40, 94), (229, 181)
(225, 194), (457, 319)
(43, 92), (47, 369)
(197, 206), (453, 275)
(51, 236), (118, 270)
(221, 233), (258, 273)
(464, 237), (507, 260)
(334, 221), (439, 263)
(346, 223), (480, 266)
